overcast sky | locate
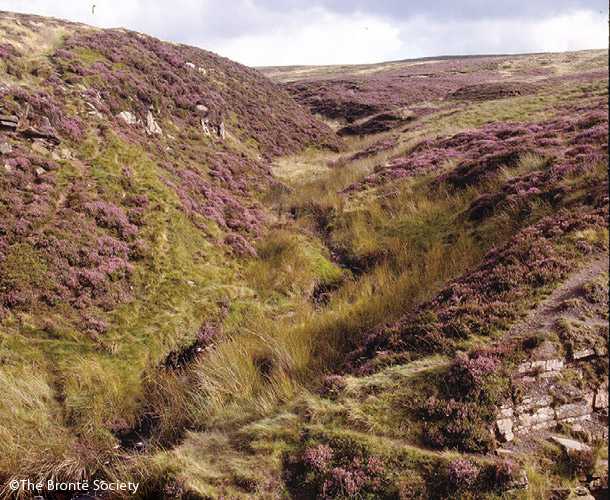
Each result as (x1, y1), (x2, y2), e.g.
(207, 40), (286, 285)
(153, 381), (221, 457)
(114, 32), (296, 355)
(1, 1), (608, 66)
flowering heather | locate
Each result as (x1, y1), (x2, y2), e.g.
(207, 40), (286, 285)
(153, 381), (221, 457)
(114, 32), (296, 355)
(0, 142), (139, 323)
(283, 56), (513, 122)
(0, 86), (84, 141)
(224, 233), (257, 257)
(491, 459), (520, 485)
(446, 459), (479, 488)
(284, 439), (390, 499)
(348, 206), (608, 374)
(319, 374), (348, 399)
(84, 201), (138, 238)
(303, 444), (334, 472)
(2, 18), (342, 283)
(54, 29), (339, 157)
(348, 101), (608, 192)
(0, 42), (18, 60)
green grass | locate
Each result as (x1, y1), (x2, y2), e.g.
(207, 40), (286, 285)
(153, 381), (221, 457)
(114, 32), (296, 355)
(1, 40), (608, 498)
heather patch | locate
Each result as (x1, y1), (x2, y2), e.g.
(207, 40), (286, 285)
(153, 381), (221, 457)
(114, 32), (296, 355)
(55, 29), (339, 157)
(449, 81), (538, 101)
(347, 102), (608, 192)
(283, 432), (396, 499)
(347, 207), (608, 374)
(418, 348), (512, 453)
(284, 56), (520, 123)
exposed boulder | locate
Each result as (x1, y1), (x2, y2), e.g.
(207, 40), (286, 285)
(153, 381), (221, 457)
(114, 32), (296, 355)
(117, 111), (138, 125)
(594, 383), (608, 409)
(551, 436), (592, 454)
(0, 113), (18, 130)
(201, 118), (211, 137)
(145, 110), (162, 135)
(496, 417), (514, 442)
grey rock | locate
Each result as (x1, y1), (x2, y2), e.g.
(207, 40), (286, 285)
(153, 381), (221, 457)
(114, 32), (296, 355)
(0, 120), (17, 130)
(145, 111), (162, 135)
(594, 385), (608, 409)
(496, 417), (514, 442)
(531, 358), (564, 372)
(518, 405), (555, 427)
(499, 406), (514, 418)
(573, 348), (596, 360)
(117, 111), (138, 125)
(550, 435), (591, 453)
(555, 402), (590, 420)
(0, 142), (11, 154)
(0, 114), (18, 123)
(0, 114), (18, 130)
(201, 118), (211, 136)
(516, 394), (553, 412)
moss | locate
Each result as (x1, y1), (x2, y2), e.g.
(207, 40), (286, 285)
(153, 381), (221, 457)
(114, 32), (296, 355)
(71, 46), (106, 65)
(0, 242), (49, 290)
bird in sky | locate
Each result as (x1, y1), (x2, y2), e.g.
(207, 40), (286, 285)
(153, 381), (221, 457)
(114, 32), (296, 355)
(92, 4), (96, 15)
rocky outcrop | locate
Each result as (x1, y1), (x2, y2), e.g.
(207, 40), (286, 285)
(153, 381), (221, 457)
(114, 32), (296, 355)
(117, 110), (138, 125)
(0, 113), (18, 130)
(145, 110), (162, 135)
(495, 346), (608, 442)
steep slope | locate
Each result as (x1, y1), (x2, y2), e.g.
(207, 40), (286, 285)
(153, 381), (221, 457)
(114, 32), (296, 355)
(0, 10), (341, 490)
(1, 10), (608, 500)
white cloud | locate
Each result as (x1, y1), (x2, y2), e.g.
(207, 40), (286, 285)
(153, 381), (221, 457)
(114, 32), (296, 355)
(392, 9), (608, 58)
(0, 1), (607, 65)
(215, 9), (402, 66)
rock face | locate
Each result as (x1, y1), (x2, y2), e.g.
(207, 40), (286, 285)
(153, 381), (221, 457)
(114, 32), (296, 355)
(117, 111), (138, 125)
(495, 348), (608, 442)
(145, 110), (162, 135)
(0, 113), (18, 130)
(551, 436), (592, 453)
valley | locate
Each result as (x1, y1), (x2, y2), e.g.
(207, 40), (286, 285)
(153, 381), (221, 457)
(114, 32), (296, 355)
(0, 10), (608, 499)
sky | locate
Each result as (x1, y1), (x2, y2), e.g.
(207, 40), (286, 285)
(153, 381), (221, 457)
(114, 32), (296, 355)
(0, 1), (608, 66)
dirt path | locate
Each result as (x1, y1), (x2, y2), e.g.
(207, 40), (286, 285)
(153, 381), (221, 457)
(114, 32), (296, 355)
(505, 253), (608, 339)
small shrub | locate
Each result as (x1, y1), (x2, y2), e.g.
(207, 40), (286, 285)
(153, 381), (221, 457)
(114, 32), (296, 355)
(490, 458), (520, 486)
(564, 449), (596, 478)
(283, 434), (395, 499)
(421, 397), (496, 453)
(446, 458), (479, 489)
(319, 375), (347, 400)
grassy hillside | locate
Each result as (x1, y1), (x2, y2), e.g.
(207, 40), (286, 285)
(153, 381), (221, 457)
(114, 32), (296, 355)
(1, 11), (608, 500)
